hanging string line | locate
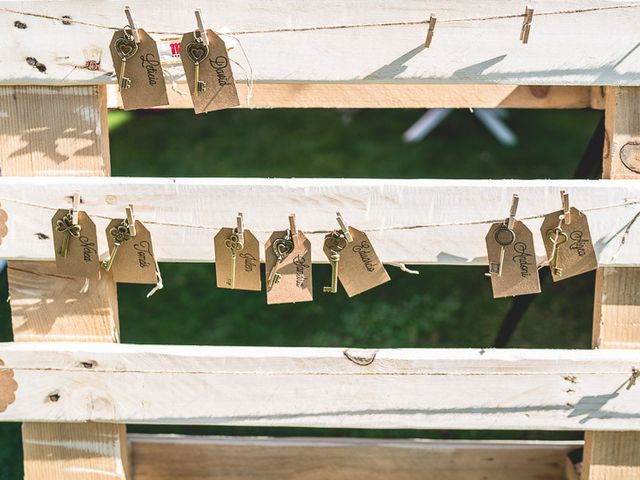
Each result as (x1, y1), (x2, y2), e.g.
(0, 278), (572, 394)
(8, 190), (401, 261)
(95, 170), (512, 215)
(1, 4), (638, 36)
(1, 196), (639, 235)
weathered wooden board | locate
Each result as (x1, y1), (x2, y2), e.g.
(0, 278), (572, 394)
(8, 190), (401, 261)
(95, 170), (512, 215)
(106, 84), (599, 109)
(1, 343), (640, 430)
(128, 434), (580, 480)
(1, 178), (640, 266)
(583, 87), (640, 479)
(1, 1), (640, 86)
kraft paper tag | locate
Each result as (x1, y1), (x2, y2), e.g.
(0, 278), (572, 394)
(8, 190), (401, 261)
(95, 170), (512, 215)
(105, 219), (159, 284)
(485, 220), (541, 298)
(0, 360), (17, 413)
(0, 203), (7, 245)
(328, 227), (390, 297)
(110, 28), (169, 110)
(51, 209), (100, 278)
(214, 228), (261, 291)
(540, 206), (598, 282)
(265, 231), (313, 305)
(180, 30), (240, 113)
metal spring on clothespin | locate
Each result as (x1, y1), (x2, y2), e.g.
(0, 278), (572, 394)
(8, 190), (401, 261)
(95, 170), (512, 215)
(520, 6), (534, 44)
(424, 14), (437, 48)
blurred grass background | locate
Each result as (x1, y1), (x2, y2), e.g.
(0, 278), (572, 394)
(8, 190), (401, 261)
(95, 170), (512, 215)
(0, 107), (601, 479)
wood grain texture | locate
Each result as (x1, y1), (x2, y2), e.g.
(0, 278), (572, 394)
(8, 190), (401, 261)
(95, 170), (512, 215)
(1, 343), (640, 431)
(584, 86), (640, 480)
(1, 178), (640, 266)
(1, 1), (640, 86)
(107, 84), (596, 109)
(2, 86), (127, 479)
(128, 434), (580, 480)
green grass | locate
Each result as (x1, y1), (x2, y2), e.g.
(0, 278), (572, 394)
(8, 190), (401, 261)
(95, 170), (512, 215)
(0, 107), (601, 479)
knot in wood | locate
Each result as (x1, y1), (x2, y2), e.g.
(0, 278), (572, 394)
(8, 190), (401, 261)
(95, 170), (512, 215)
(0, 203), (7, 245)
(343, 349), (377, 366)
(0, 359), (18, 412)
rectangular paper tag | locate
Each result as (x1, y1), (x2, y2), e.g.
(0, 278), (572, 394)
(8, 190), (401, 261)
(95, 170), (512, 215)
(540, 206), (598, 281)
(485, 220), (541, 298)
(180, 30), (240, 113)
(110, 28), (169, 110)
(266, 231), (312, 305)
(329, 227), (390, 297)
(51, 209), (100, 278)
(106, 219), (159, 284)
(214, 228), (261, 291)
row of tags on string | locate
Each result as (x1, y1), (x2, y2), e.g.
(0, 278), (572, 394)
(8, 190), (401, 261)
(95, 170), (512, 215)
(47, 190), (598, 302)
(111, 7), (241, 113)
(50, 196), (389, 304)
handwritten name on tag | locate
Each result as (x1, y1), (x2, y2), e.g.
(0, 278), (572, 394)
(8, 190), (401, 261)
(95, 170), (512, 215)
(541, 206), (598, 281)
(486, 220), (541, 298)
(106, 219), (158, 284)
(332, 227), (390, 297)
(266, 231), (312, 304)
(51, 209), (100, 278)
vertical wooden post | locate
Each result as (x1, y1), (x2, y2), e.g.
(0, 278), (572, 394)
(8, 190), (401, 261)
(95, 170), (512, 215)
(583, 87), (640, 479)
(0, 86), (128, 479)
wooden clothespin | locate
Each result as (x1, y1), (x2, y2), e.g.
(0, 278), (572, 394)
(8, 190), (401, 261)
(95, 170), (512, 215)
(507, 194), (519, 230)
(561, 190), (571, 225)
(336, 212), (353, 243)
(124, 6), (141, 44)
(520, 6), (534, 44)
(235, 212), (244, 245)
(194, 8), (209, 46)
(126, 204), (137, 237)
(424, 14), (437, 48)
(289, 213), (297, 236)
(71, 191), (80, 225)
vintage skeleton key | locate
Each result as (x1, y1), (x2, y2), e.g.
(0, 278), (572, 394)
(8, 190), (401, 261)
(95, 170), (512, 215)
(323, 231), (348, 293)
(547, 227), (568, 276)
(55, 211), (82, 258)
(267, 231), (294, 289)
(491, 224), (516, 276)
(224, 232), (244, 289)
(186, 37), (209, 96)
(114, 30), (138, 90)
(102, 221), (133, 271)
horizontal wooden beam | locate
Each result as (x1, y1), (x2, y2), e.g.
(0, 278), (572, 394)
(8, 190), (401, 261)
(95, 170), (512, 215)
(1, 1), (640, 87)
(1, 342), (640, 430)
(128, 434), (581, 480)
(1, 178), (640, 265)
(106, 84), (600, 109)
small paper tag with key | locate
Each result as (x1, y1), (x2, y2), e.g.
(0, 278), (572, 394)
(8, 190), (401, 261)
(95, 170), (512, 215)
(110, 28), (169, 110)
(214, 227), (261, 291)
(103, 219), (159, 284)
(325, 227), (390, 297)
(485, 220), (541, 298)
(265, 230), (312, 304)
(180, 30), (240, 113)
(540, 206), (597, 282)
(51, 209), (100, 278)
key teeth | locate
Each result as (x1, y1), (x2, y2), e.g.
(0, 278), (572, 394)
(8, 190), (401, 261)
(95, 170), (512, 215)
(121, 78), (132, 90)
(197, 81), (206, 93)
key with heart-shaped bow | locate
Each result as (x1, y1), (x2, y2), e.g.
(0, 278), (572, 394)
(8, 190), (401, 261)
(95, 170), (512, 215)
(115, 31), (138, 90)
(186, 38), (209, 96)
(267, 231), (294, 290)
(224, 232), (244, 289)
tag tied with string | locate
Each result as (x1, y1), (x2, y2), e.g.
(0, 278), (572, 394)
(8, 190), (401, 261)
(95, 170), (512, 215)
(325, 226), (390, 297)
(485, 198), (541, 298)
(51, 209), (100, 278)
(541, 206), (598, 282)
(180, 30), (240, 113)
(103, 219), (162, 294)
(265, 229), (313, 305)
(110, 26), (169, 110)
(214, 227), (261, 291)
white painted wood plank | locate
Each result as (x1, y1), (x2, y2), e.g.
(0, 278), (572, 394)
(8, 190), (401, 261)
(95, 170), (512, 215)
(128, 434), (580, 480)
(1, 177), (640, 265)
(1, 1), (640, 86)
(1, 343), (639, 430)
